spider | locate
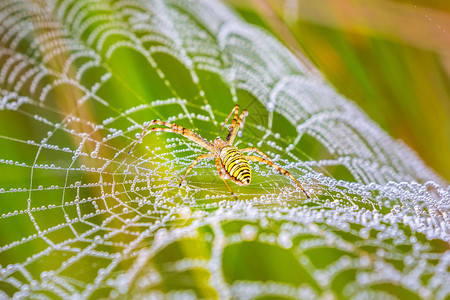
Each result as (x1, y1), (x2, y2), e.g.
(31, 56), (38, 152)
(128, 105), (310, 199)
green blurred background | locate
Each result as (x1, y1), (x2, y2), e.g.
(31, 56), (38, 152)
(0, 1), (448, 297)
(226, 0), (450, 181)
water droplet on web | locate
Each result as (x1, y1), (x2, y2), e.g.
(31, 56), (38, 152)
(277, 232), (292, 248)
(241, 225), (257, 241)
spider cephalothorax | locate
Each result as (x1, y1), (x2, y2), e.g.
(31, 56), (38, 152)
(129, 105), (310, 199)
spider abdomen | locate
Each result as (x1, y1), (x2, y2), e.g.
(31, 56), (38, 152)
(220, 146), (251, 186)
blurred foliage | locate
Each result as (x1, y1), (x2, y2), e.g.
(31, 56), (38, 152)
(227, 0), (450, 181)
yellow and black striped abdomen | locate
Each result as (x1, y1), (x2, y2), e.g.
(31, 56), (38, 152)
(219, 146), (251, 185)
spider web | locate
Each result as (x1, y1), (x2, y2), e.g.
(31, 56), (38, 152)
(0, 0), (449, 298)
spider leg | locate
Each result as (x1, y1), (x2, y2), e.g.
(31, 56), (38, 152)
(243, 155), (310, 199)
(179, 153), (214, 186)
(227, 108), (248, 145)
(128, 120), (214, 154)
(215, 157), (238, 200)
(239, 147), (271, 160)
(219, 105), (239, 135)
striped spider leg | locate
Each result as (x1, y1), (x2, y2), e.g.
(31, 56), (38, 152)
(243, 155), (310, 198)
(128, 105), (310, 199)
(128, 120), (214, 154)
(221, 105), (310, 198)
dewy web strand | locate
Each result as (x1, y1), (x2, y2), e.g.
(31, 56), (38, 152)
(0, 0), (448, 299)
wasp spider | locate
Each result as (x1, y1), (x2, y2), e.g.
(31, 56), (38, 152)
(129, 105), (310, 199)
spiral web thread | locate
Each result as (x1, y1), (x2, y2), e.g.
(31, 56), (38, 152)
(0, 0), (448, 298)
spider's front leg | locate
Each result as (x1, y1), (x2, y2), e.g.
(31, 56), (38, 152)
(128, 120), (214, 154)
(244, 155), (310, 198)
(226, 109), (248, 145)
(219, 105), (239, 135)
(218, 105), (248, 145)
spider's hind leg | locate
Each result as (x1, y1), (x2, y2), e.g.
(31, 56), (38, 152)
(215, 158), (238, 200)
(244, 155), (310, 199)
(240, 147), (271, 160)
(179, 153), (214, 186)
